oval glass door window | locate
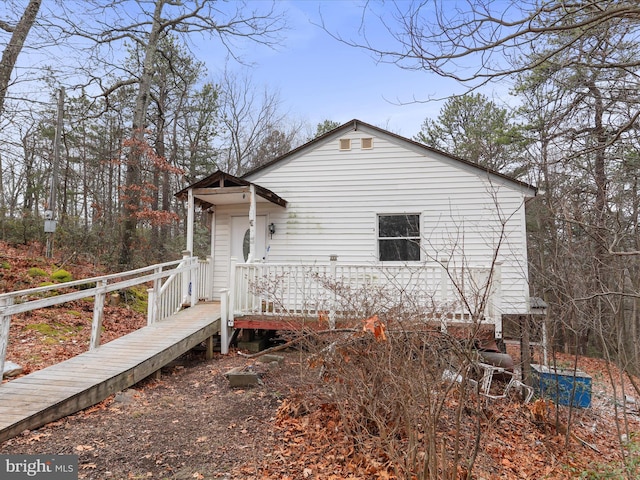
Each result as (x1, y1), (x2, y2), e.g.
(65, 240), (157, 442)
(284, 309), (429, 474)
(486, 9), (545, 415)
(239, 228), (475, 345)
(242, 229), (250, 261)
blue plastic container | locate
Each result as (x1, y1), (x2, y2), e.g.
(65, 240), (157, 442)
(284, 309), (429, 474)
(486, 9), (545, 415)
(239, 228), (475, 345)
(530, 363), (592, 408)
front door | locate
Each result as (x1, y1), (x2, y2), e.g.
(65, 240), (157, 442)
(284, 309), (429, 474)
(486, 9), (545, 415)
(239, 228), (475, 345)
(231, 215), (267, 262)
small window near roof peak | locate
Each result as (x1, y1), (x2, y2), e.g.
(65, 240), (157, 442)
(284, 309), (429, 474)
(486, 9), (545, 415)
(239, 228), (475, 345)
(361, 137), (373, 149)
(339, 138), (351, 151)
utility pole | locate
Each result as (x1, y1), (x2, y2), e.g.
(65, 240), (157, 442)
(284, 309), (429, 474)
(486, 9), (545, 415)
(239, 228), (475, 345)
(45, 87), (64, 258)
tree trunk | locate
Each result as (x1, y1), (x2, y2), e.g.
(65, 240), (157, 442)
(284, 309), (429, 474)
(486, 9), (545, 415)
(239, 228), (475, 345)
(0, 0), (41, 119)
(153, 81), (167, 259)
(119, 0), (166, 267)
(587, 79), (611, 359)
(0, 150), (4, 239)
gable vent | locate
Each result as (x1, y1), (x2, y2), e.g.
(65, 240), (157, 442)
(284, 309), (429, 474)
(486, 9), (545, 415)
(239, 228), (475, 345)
(361, 137), (373, 149)
(339, 138), (351, 151)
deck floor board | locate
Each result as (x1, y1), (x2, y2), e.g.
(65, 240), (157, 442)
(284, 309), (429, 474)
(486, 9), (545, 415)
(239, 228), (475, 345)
(0, 302), (221, 443)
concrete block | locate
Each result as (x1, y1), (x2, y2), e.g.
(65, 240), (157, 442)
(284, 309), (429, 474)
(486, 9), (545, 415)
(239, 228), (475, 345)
(256, 354), (284, 365)
(2, 361), (23, 379)
(238, 337), (269, 353)
(226, 371), (261, 388)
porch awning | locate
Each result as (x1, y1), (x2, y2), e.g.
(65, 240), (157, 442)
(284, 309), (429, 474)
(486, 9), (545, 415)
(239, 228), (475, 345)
(175, 170), (287, 209)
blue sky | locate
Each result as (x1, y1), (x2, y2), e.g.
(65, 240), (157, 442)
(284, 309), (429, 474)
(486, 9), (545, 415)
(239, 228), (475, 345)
(6, 0), (489, 139)
(194, 0), (460, 138)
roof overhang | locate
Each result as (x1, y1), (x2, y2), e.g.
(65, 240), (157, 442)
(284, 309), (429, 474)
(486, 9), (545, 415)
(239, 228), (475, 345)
(175, 170), (287, 210)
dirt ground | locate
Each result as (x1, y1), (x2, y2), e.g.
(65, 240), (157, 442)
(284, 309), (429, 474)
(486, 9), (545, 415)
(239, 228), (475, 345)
(0, 348), (310, 479)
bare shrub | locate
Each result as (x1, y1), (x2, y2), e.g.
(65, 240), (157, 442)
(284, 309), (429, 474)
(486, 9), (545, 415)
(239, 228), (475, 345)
(309, 314), (484, 480)
(247, 264), (504, 478)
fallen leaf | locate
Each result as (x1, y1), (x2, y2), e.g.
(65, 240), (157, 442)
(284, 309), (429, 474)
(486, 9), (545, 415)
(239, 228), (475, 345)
(362, 314), (387, 341)
(26, 432), (50, 444)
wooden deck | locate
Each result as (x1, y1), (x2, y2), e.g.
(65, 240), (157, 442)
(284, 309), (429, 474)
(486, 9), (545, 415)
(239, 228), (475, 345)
(0, 302), (221, 444)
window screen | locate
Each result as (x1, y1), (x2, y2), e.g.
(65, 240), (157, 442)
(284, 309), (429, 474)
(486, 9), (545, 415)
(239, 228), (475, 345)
(378, 214), (421, 261)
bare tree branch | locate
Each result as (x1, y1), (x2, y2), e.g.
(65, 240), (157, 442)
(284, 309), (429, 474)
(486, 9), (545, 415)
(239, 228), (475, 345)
(320, 0), (640, 90)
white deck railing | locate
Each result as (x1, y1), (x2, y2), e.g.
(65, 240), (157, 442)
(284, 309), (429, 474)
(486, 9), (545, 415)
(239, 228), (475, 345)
(146, 253), (204, 324)
(0, 254), (205, 379)
(197, 256), (214, 301)
(229, 257), (503, 335)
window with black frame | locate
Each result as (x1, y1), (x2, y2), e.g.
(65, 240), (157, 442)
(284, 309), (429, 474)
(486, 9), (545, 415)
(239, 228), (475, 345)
(378, 214), (421, 261)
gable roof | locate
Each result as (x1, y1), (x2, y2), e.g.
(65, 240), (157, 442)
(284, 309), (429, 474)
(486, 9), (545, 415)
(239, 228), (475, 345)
(243, 119), (537, 195)
(174, 170), (287, 209)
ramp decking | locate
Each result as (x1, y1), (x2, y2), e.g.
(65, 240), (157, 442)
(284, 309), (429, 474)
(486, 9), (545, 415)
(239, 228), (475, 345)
(0, 302), (221, 444)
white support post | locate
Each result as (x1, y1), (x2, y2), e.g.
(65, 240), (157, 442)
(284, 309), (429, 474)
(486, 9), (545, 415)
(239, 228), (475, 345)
(147, 266), (161, 325)
(186, 188), (195, 255)
(205, 255), (213, 301)
(190, 256), (197, 307)
(329, 255), (337, 329)
(147, 288), (155, 325)
(220, 288), (230, 355)
(247, 184), (257, 263)
(181, 250), (191, 307)
(209, 208), (216, 300)
(0, 297), (14, 380)
(90, 280), (107, 350)
(229, 257), (237, 325)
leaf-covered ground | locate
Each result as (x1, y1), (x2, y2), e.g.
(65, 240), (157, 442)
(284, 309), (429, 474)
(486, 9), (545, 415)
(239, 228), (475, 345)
(0, 242), (146, 375)
(1, 242), (640, 479)
(3, 348), (640, 479)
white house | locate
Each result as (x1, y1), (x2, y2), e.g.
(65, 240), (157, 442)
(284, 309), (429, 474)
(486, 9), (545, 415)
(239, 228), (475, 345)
(176, 119), (537, 340)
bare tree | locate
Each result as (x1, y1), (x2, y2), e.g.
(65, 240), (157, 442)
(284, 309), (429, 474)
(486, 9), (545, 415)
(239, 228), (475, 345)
(54, 0), (285, 266)
(0, 0), (42, 236)
(326, 1), (640, 91)
(334, 0), (640, 363)
(0, 0), (41, 120)
(217, 68), (302, 175)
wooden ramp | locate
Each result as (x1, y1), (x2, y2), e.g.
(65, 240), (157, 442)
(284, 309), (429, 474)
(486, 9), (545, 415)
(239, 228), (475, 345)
(0, 302), (221, 444)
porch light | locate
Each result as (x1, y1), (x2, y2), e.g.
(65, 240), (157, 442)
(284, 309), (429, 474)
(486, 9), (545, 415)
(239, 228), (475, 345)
(268, 222), (276, 238)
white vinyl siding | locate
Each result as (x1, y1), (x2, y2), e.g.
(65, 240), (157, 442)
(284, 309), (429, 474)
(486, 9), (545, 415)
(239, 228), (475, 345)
(211, 126), (532, 314)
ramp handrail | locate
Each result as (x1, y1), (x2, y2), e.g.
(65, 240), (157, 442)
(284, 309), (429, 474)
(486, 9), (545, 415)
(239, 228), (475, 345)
(0, 255), (203, 380)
